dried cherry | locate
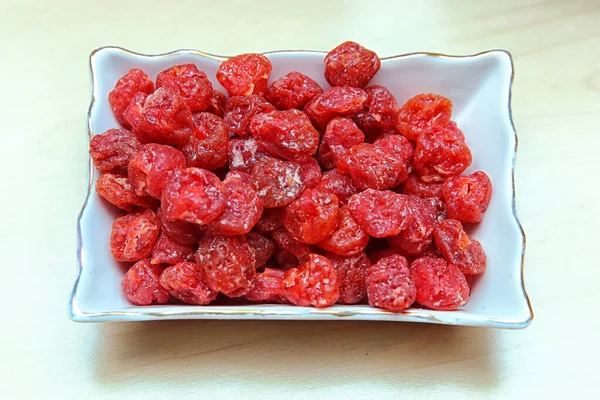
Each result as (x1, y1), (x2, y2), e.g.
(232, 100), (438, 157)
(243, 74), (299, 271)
(272, 228), (311, 261)
(206, 90), (227, 117)
(254, 207), (284, 234)
(246, 231), (275, 269)
(89, 128), (141, 174)
(284, 254), (340, 307)
(396, 93), (453, 141)
(180, 112), (229, 171)
(410, 256), (469, 311)
(299, 158), (322, 188)
(403, 173), (444, 200)
(317, 205), (369, 256)
(337, 143), (407, 190)
(387, 196), (435, 255)
(127, 143), (186, 199)
(327, 251), (370, 304)
(367, 254), (416, 312)
(150, 233), (196, 265)
(266, 71), (323, 110)
(318, 117), (365, 170)
(442, 171), (492, 223)
(156, 64), (213, 112)
(223, 95), (275, 137)
(304, 86), (368, 128)
(159, 262), (217, 305)
(110, 209), (160, 262)
(228, 137), (269, 174)
(109, 69), (154, 128)
(251, 158), (304, 208)
(96, 173), (157, 211)
(121, 259), (170, 305)
(354, 85), (398, 138)
(156, 207), (200, 246)
(317, 170), (359, 203)
(245, 268), (287, 303)
(433, 219), (486, 274)
(348, 189), (410, 238)
(283, 188), (340, 244)
(324, 41), (380, 88)
(216, 53), (272, 96)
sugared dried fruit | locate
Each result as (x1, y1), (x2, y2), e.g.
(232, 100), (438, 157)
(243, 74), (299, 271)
(367, 254), (416, 312)
(122, 259), (170, 305)
(246, 231), (275, 269)
(228, 137), (269, 174)
(387, 196), (435, 255)
(348, 189), (410, 238)
(272, 228), (311, 261)
(253, 207), (284, 234)
(156, 64), (213, 112)
(284, 254), (340, 307)
(251, 158), (304, 208)
(324, 41), (380, 88)
(89, 128), (141, 174)
(403, 173), (444, 200)
(156, 207), (200, 246)
(354, 85), (398, 138)
(245, 268), (287, 303)
(159, 262), (217, 305)
(110, 209), (160, 262)
(266, 71), (323, 110)
(223, 95), (275, 137)
(317, 170), (360, 203)
(216, 53), (272, 96)
(410, 256), (469, 311)
(304, 86), (368, 128)
(299, 158), (322, 188)
(396, 94), (453, 141)
(318, 117), (365, 170)
(150, 233), (196, 265)
(96, 173), (157, 211)
(161, 167), (227, 225)
(109, 69), (154, 128)
(283, 188), (339, 244)
(433, 219), (486, 274)
(128, 143), (186, 199)
(327, 252), (370, 304)
(180, 112), (229, 171)
(206, 90), (228, 117)
(317, 205), (369, 256)
(338, 143), (408, 190)
(442, 171), (492, 223)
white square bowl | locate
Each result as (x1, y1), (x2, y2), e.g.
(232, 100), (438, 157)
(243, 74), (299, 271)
(69, 47), (533, 328)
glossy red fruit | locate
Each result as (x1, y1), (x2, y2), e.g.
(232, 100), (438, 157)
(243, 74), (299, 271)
(367, 254), (416, 312)
(433, 219), (486, 274)
(324, 41), (381, 88)
(410, 256), (469, 311)
(156, 207), (200, 246)
(254, 207), (284, 234)
(96, 173), (158, 211)
(159, 262), (217, 305)
(110, 209), (160, 262)
(266, 71), (323, 110)
(251, 158), (304, 208)
(196, 235), (256, 297)
(89, 128), (141, 174)
(317, 170), (360, 203)
(283, 188), (340, 244)
(284, 254), (340, 307)
(161, 167), (227, 225)
(150, 233), (196, 265)
(318, 117), (365, 170)
(180, 112), (229, 171)
(272, 228), (311, 261)
(348, 189), (411, 238)
(216, 53), (272, 96)
(354, 85), (398, 138)
(442, 171), (492, 223)
(327, 252), (370, 304)
(246, 231), (275, 269)
(245, 268), (287, 303)
(396, 93), (453, 141)
(122, 259), (170, 306)
(109, 69), (154, 128)
(387, 196), (436, 255)
(223, 95), (275, 137)
(299, 158), (322, 188)
(304, 86), (368, 128)
(206, 90), (228, 117)
(228, 137), (269, 174)
(317, 205), (369, 256)
(156, 64), (213, 112)
(128, 143), (186, 199)
(403, 173), (444, 200)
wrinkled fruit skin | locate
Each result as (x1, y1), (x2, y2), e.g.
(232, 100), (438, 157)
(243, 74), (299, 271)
(217, 53), (272, 96)
(161, 167), (227, 225)
(156, 207), (200, 246)
(266, 71), (323, 110)
(254, 207), (284, 234)
(250, 109), (320, 164)
(338, 143), (407, 190)
(196, 235), (256, 297)
(246, 231), (275, 269)
(251, 158), (304, 208)
(89, 128), (141, 174)
(96, 173), (158, 211)
(367, 255), (416, 312)
(284, 254), (340, 307)
(283, 188), (340, 244)
(109, 69), (154, 128)
(245, 268), (287, 303)
(151, 233), (196, 265)
(272, 228), (311, 261)
(373, 134), (414, 172)
(228, 137), (269, 174)
(124, 87), (193, 146)
(317, 170), (359, 203)
(180, 112), (229, 171)
(159, 262), (217, 305)
(387, 196), (436, 255)
(403, 173), (444, 200)
(304, 86), (368, 128)
(319, 117), (365, 170)
(223, 95), (275, 137)
(410, 256), (469, 311)
(348, 189), (411, 238)
(128, 143), (186, 199)
(414, 124), (472, 182)
(324, 41), (381, 88)
(354, 85), (398, 138)
(206, 90), (228, 117)
(122, 259), (170, 305)
(396, 93), (453, 141)
(317, 205), (369, 256)
(110, 209), (160, 262)
(442, 171), (492, 223)
(299, 158), (322, 189)
(328, 252), (370, 304)
(156, 64), (213, 112)
(433, 219), (486, 274)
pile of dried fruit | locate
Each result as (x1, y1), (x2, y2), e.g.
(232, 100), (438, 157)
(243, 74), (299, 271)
(91, 41), (492, 312)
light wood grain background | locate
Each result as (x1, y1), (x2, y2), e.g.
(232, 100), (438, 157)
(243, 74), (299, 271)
(1, 0), (599, 398)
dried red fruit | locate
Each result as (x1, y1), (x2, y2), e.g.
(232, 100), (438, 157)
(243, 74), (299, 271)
(180, 112), (229, 171)
(299, 158), (322, 188)
(223, 95), (275, 137)
(283, 188), (340, 244)
(367, 248), (399, 264)
(246, 231), (275, 269)
(354, 85), (398, 138)
(124, 87), (193, 146)
(110, 209), (160, 262)
(205, 173), (263, 236)
(396, 94), (453, 141)
(317, 170), (360, 203)
(304, 86), (368, 128)
(410, 256), (469, 311)
(373, 134), (414, 168)
(151, 233), (196, 265)
(266, 71), (323, 110)
(284, 254), (340, 307)
(317, 205), (369, 256)
(403, 173), (444, 200)
(228, 137), (269, 174)
(272, 228), (311, 261)
(96, 173), (157, 211)
(196, 235), (256, 297)
(216, 53), (272, 96)
(275, 248), (301, 269)
(122, 259), (170, 305)
(254, 207), (284, 234)
(245, 268), (287, 303)
(433, 219), (486, 274)
(127, 143), (186, 199)
(250, 109), (320, 164)
(156, 64), (213, 112)
(387, 196), (436, 255)
(89, 128), (141, 174)
(251, 158), (304, 208)
(156, 207), (200, 246)
(367, 254), (416, 312)
(327, 252), (370, 304)
(324, 41), (380, 88)
(161, 167), (227, 225)
(348, 189), (410, 238)
(206, 90), (228, 117)
(318, 117), (365, 170)
(159, 262), (217, 305)
(109, 69), (154, 128)
(337, 143), (408, 190)
(442, 171), (492, 223)
(414, 124), (472, 182)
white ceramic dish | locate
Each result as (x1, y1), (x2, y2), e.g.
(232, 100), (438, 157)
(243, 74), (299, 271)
(69, 46), (533, 328)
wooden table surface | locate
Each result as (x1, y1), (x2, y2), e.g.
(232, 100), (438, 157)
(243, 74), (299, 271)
(1, 0), (599, 398)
